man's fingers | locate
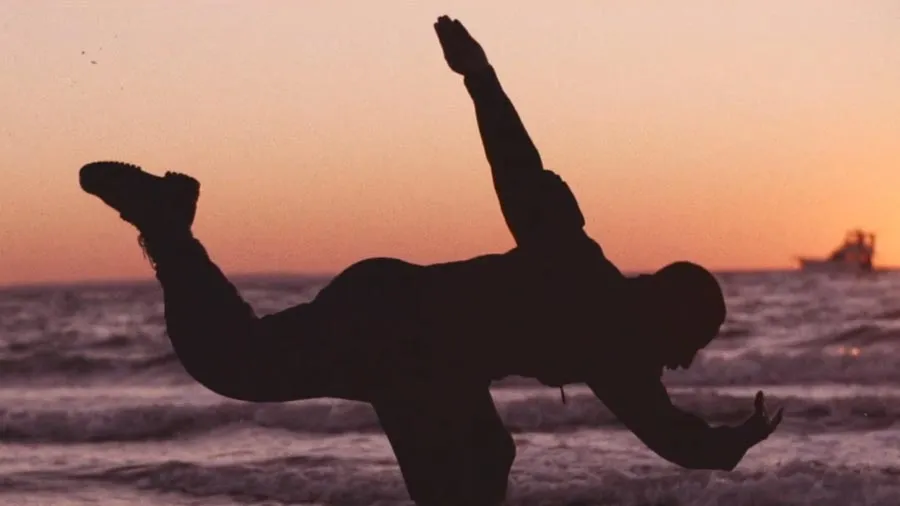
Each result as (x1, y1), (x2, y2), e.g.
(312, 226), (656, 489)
(436, 16), (456, 33)
(434, 16), (450, 34)
(434, 16), (463, 48)
(434, 24), (448, 45)
(434, 22), (455, 51)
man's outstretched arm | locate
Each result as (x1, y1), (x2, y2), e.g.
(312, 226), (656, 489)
(588, 377), (783, 471)
(434, 16), (585, 246)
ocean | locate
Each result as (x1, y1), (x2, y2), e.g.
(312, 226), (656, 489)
(0, 270), (898, 505)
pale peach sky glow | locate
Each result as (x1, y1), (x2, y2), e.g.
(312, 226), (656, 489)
(1, 1), (899, 286)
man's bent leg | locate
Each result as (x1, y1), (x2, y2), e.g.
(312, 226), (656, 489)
(79, 162), (378, 402)
(375, 388), (516, 506)
(143, 230), (364, 402)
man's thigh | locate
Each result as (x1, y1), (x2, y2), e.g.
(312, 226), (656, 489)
(249, 257), (431, 402)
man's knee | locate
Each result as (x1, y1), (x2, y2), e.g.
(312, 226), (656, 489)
(173, 319), (365, 403)
(167, 318), (287, 402)
(173, 333), (266, 401)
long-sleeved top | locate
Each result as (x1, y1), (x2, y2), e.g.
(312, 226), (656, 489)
(412, 66), (754, 471)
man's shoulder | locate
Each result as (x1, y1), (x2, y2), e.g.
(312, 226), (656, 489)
(573, 234), (625, 277)
(506, 233), (625, 289)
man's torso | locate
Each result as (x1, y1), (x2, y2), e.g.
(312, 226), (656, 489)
(417, 232), (632, 383)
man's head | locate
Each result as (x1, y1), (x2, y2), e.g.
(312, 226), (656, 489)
(634, 261), (726, 370)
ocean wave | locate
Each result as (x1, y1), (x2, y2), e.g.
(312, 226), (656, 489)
(19, 457), (892, 505)
(663, 349), (900, 386)
(820, 324), (900, 347)
(2, 275), (899, 390)
(0, 350), (182, 381)
(1, 390), (896, 444)
(0, 343), (898, 390)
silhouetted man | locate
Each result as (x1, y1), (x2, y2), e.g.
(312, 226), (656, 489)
(79, 15), (782, 506)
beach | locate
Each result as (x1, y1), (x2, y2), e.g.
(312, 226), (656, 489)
(0, 270), (898, 505)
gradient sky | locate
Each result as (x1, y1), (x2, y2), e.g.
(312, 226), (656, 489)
(1, 1), (898, 286)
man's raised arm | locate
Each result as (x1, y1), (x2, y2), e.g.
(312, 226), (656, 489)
(588, 377), (783, 471)
(434, 16), (584, 246)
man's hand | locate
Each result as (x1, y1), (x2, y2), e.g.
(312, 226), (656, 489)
(740, 391), (784, 446)
(434, 15), (490, 76)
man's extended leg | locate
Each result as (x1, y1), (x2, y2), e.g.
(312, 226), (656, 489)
(374, 387), (516, 506)
(79, 161), (403, 402)
(147, 236), (431, 402)
(143, 230), (372, 401)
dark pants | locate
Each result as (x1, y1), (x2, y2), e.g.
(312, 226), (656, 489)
(146, 233), (516, 505)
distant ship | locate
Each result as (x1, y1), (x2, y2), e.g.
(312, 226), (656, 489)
(797, 229), (875, 272)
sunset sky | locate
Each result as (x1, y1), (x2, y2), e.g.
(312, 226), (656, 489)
(1, 1), (898, 286)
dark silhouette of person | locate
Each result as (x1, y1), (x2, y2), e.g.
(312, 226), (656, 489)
(78, 15), (783, 506)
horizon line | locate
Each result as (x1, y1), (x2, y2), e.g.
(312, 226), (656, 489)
(3, 265), (896, 291)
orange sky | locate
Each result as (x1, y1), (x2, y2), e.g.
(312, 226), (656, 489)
(1, 0), (899, 286)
